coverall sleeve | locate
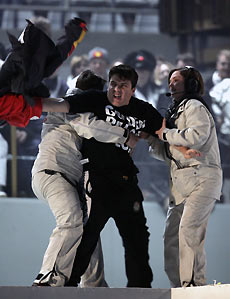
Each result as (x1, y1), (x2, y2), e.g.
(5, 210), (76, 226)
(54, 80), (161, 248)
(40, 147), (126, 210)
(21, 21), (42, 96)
(69, 112), (128, 144)
(164, 100), (212, 150)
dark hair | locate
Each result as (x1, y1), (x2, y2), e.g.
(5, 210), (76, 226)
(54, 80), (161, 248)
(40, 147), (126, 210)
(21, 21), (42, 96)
(76, 69), (106, 91)
(168, 66), (204, 95)
(176, 52), (196, 67)
(124, 49), (156, 71)
(109, 64), (138, 88)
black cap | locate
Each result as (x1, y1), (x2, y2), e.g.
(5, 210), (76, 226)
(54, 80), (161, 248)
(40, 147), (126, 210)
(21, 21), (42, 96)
(124, 49), (156, 71)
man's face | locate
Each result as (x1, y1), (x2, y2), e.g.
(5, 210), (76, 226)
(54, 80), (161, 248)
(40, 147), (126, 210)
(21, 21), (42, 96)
(216, 54), (230, 79)
(107, 74), (135, 107)
(169, 70), (185, 100)
(89, 58), (108, 79)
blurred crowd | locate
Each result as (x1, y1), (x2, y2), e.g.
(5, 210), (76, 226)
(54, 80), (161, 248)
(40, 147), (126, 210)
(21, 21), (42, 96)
(0, 15), (229, 208)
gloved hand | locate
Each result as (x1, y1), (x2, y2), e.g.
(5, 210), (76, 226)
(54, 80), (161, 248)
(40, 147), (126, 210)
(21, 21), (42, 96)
(46, 17), (88, 76)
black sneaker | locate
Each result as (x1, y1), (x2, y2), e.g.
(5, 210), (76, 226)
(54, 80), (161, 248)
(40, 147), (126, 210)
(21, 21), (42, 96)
(32, 273), (50, 286)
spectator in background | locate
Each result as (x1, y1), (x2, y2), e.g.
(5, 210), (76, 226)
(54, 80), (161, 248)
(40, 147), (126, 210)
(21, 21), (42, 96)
(124, 49), (169, 209)
(124, 49), (163, 107)
(67, 55), (89, 88)
(175, 52), (196, 69)
(206, 49), (230, 203)
(206, 49), (230, 92)
(88, 47), (109, 81)
(154, 59), (175, 117)
(154, 60), (175, 89)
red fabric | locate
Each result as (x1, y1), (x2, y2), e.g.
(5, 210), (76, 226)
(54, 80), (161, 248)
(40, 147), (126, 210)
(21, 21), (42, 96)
(0, 94), (42, 127)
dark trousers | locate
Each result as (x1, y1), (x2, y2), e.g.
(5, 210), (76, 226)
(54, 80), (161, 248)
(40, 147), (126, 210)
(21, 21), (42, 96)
(66, 172), (153, 287)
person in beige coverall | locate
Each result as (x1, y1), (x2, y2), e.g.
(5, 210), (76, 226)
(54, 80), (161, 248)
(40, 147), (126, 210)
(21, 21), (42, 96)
(32, 70), (138, 287)
(147, 66), (222, 287)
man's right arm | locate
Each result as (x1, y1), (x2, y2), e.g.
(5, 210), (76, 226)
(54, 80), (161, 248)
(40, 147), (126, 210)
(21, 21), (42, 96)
(42, 90), (101, 114)
(0, 92), (92, 127)
(42, 97), (70, 113)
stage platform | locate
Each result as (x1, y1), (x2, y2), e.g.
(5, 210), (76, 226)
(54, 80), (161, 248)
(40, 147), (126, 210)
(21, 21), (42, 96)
(0, 285), (230, 299)
(0, 287), (170, 299)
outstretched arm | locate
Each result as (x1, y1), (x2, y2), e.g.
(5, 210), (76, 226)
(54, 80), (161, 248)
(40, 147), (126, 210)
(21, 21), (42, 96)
(0, 94), (71, 127)
(42, 97), (70, 113)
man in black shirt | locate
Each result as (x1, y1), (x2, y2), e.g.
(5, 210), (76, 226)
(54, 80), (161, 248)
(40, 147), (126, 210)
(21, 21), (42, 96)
(44, 64), (163, 287)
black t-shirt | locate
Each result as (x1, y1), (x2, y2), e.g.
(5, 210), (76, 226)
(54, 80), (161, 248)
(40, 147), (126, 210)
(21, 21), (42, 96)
(66, 90), (163, 175)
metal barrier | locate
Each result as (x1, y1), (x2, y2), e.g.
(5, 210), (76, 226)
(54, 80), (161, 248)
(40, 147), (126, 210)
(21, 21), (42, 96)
(0, 1), (158, 32)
